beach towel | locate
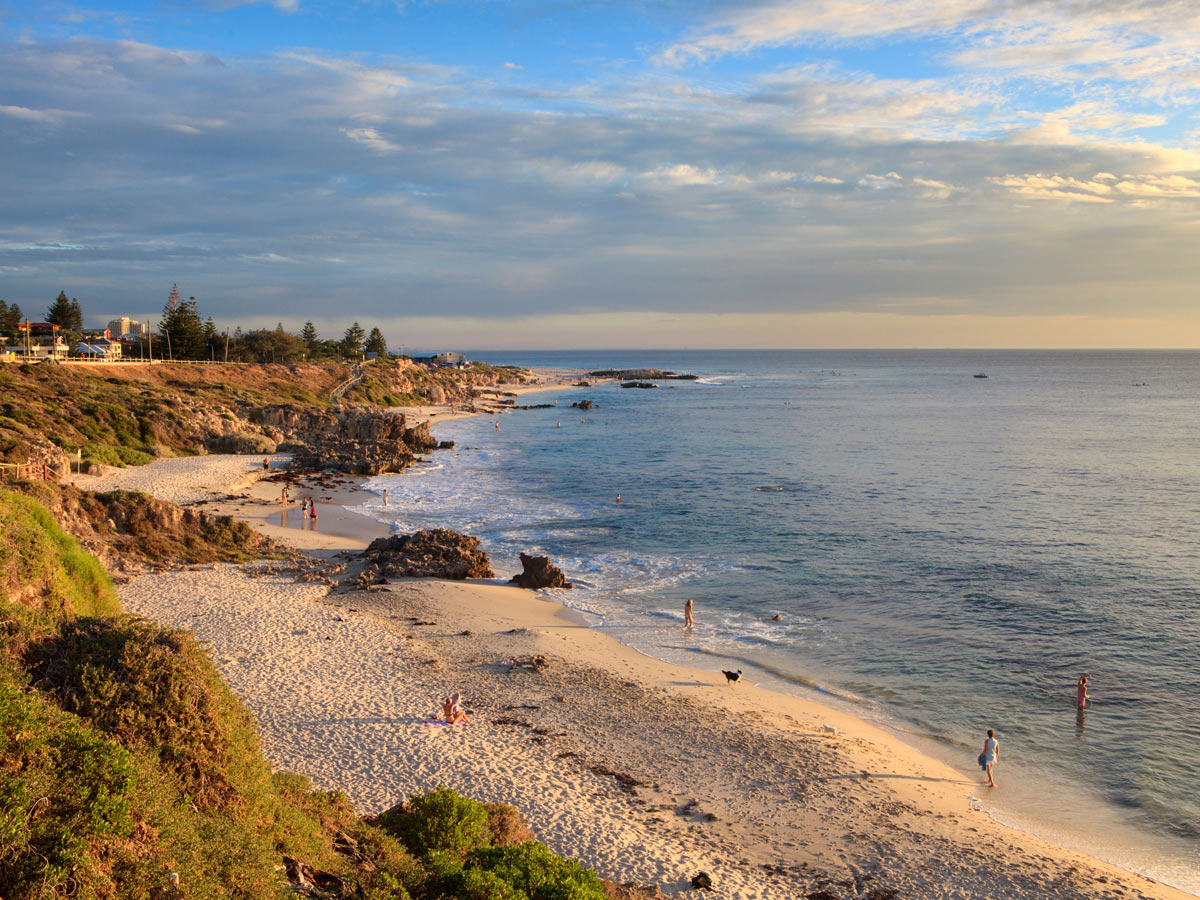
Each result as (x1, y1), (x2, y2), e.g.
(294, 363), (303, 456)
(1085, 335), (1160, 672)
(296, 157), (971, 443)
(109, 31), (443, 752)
(977, 752), (986, 770)
(422, 720), (468, 727)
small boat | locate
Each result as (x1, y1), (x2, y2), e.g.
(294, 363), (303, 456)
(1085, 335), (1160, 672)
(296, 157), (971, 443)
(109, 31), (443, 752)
(973, 373), (988, 378)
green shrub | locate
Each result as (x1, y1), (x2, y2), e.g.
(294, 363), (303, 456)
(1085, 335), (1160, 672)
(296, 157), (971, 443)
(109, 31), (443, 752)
(382, 786), (490, 861)
(464, 844), (608, 900)
(444, 866), (530, 900)
(0, 668), (136, 900)
(0, 488), (119, 628)
(25, 617), (272, 812)
(82, 443), (155, 468)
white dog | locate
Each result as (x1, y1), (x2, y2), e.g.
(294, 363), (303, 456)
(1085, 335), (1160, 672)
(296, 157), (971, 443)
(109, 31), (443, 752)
(821, 724), (838, 737)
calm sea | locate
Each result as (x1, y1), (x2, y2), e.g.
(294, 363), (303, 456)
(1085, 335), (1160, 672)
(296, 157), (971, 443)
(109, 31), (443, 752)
(359, 350), (1200, 893)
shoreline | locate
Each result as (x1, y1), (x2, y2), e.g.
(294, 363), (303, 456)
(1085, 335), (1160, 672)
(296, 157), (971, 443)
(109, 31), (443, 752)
(354, 409), (1200, 897)
(77, 395), (1196, 896)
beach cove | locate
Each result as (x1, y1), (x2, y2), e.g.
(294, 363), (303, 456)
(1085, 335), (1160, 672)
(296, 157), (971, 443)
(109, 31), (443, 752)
(91, 422), (1194, 899)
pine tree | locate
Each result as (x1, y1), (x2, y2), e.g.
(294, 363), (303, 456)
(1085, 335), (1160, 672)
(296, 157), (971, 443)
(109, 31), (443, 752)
(301, 321), (321, 358)
(364, 327), (388, 356)
(159, 291), (205, 359)
(1, 302), (22, 338)
(68, 298), (83, 333)
(342, 322), (365, 357)
(46, 291), (72, 327)
(203, 317), (218, 359)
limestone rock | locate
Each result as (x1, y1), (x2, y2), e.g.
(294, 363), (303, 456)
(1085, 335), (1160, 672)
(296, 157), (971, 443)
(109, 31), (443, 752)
(358, 529), (494, 581)
(203, 432), (277, 454)
(508, 553), (572, 590)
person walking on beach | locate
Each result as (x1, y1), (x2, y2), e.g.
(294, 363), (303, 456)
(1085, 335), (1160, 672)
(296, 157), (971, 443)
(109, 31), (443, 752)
(382, 488), (388, 506)
(1077, 675), (1090, 709)
(981, 729), (999, 787)
(684, 598), (694, 629)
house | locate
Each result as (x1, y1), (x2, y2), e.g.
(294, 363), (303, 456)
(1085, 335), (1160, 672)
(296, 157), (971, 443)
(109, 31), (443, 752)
(76, 339), (122, 361)
(13, 340), (69, 361)
(431, 351), (466, 367)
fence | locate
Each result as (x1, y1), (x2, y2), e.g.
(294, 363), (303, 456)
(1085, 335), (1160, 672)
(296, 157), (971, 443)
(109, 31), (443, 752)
(0, 461), (54, 482)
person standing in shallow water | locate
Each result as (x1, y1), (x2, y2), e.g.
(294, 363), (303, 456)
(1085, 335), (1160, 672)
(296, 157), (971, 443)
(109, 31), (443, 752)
(1077, 674), (1090, 709)
(684, 598), (694, 629)
(982, 728), (999, 787)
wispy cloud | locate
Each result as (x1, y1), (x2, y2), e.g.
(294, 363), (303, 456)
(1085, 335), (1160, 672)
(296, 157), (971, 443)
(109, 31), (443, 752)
(3, 27), (1200, 333)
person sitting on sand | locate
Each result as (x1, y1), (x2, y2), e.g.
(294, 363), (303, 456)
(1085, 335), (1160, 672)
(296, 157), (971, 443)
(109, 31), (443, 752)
(442, 692), (468, 725)
(1077, 674), (1090, 709)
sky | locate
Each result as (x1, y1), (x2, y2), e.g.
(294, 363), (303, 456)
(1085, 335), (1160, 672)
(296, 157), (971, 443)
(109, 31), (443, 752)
(3, 0), (1200, 348)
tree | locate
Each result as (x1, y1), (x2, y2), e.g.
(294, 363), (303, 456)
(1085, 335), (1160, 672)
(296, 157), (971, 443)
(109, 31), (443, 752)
(46, 291), (72, 327)
(202, 317), (219, 359)
(67, 298), (83, 333)
(301, 321), (321, 358)
(364, 327), (388, 357)
(159, 288), (205, 359)
(342, 321), (365, 358)
(228, 328), (307, 364)
(0, 302), (21, 344)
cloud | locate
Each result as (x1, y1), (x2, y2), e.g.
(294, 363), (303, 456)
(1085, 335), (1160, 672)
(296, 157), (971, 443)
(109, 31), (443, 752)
(202, 0), (301, 12)
(340, 125), (404, 153)
(504, 61), (523, 70)
(0, 104), (86, 124)
(659, 0), (988, 65)
(992, 172), (1200, 202)
(4, 33), (1200, 336)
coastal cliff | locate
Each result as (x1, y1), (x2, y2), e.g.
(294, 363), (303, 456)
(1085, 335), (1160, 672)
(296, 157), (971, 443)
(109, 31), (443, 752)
(0, 358), (524, 478)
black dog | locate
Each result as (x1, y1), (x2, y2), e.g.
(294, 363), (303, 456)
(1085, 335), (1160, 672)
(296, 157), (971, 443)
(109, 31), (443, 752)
(721, 669), (742, 684)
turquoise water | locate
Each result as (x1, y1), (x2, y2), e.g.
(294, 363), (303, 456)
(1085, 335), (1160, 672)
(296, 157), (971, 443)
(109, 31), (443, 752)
(361, 350), (1200, 891)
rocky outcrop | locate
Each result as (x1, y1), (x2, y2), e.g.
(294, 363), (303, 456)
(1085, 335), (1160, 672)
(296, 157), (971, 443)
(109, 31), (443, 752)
(508, 553), (572, 590)
(18, 435), (72, 481)
(14, 483), (266, 572)
(356, 529), (494, 583)
(248, 405), (441, 475)
(204, 432), (278, 454)
(620, 381), (657, 389)
(571, 400), (594, 410)
(591, 369), (698, 381)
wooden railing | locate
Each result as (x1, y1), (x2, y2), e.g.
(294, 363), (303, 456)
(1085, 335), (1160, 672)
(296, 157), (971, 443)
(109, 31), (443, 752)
(0, 461), (54, 482)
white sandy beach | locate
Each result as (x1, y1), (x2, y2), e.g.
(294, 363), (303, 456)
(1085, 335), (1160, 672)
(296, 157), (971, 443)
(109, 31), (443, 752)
(98, 451), (1194, 900)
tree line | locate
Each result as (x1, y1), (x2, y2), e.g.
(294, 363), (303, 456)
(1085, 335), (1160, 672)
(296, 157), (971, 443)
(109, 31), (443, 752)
(0, 286), (391, 364)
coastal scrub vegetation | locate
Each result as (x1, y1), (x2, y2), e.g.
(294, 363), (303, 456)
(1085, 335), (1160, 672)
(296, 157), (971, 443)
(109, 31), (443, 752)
(0, 487), (611, 900)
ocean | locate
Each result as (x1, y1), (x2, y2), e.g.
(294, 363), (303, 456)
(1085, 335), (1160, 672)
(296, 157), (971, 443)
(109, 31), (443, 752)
(355, 350), (1200, 893)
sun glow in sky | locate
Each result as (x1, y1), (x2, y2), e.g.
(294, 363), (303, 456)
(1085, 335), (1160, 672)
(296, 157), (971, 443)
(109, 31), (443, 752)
(4, 0), (1200, 347)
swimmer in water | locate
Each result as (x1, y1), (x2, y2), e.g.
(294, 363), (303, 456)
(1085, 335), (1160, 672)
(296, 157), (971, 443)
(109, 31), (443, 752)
(615, 493), (621, 504)
(1077, 674), (1090, 709)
